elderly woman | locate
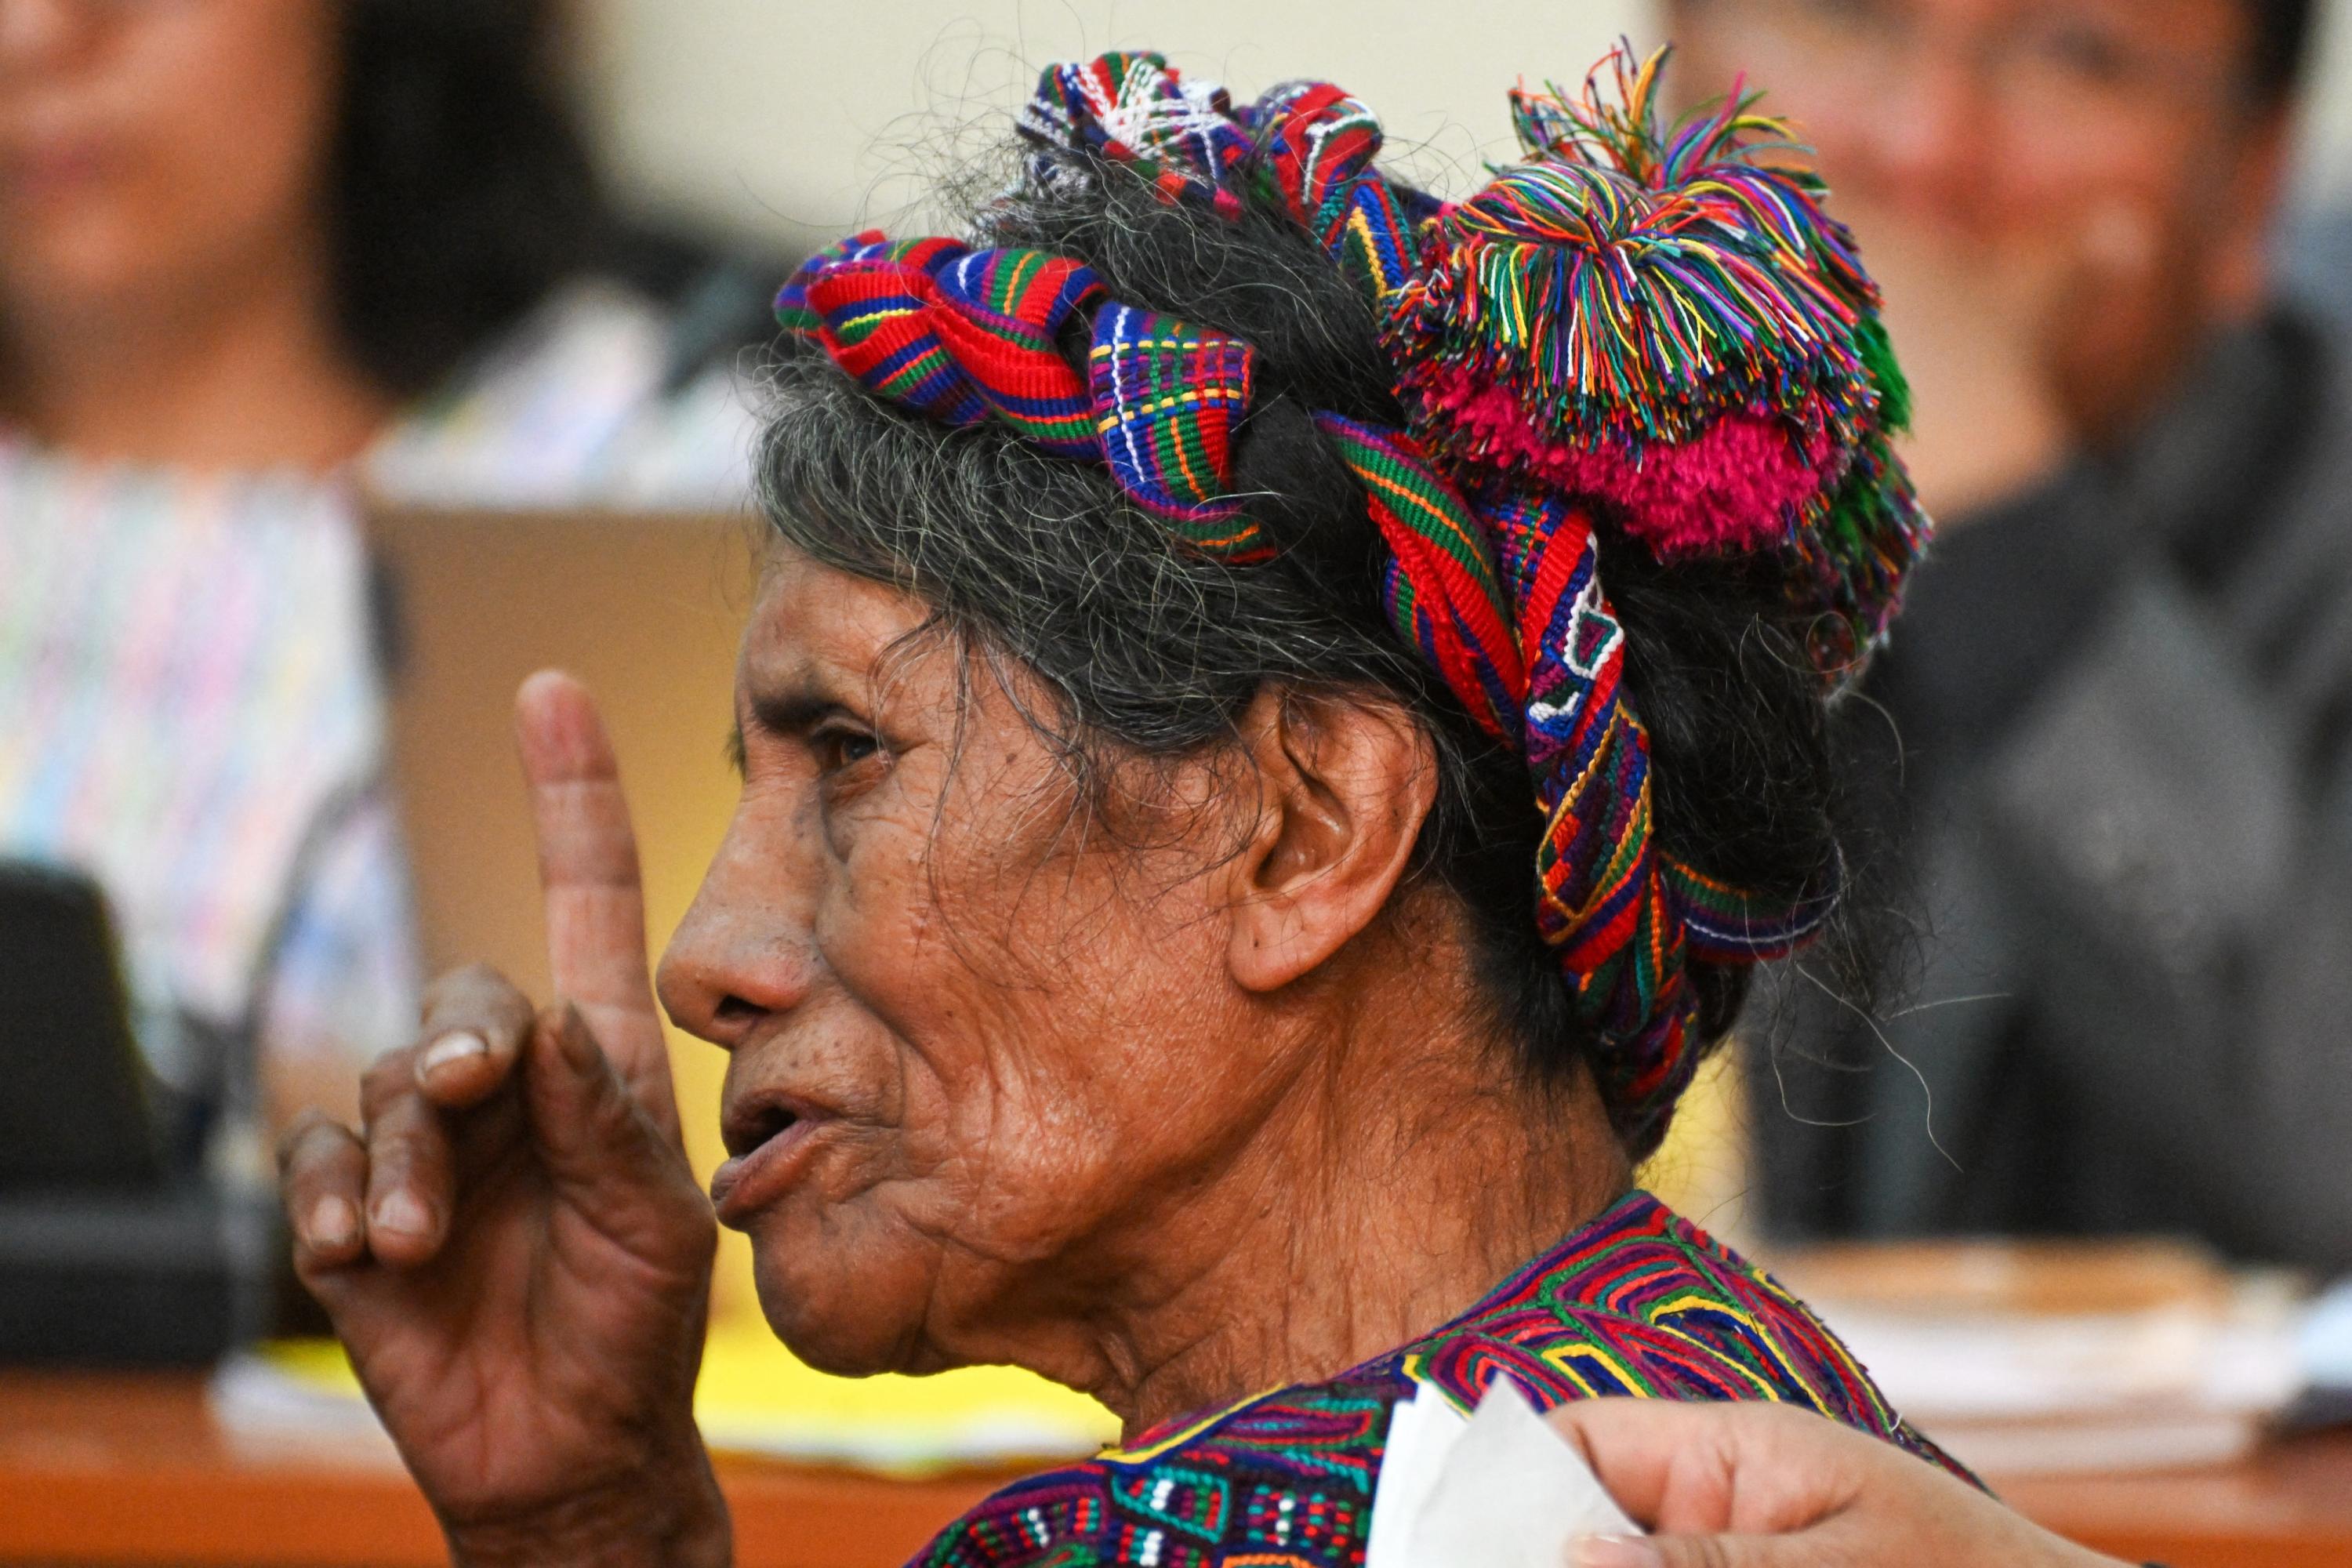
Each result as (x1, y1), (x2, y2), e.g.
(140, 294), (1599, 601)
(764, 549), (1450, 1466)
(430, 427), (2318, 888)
(281, 49), (1954, 1566)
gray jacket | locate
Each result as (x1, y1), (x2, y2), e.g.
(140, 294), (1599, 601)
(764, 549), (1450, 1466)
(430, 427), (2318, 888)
(1745, 312), (2352, 1274)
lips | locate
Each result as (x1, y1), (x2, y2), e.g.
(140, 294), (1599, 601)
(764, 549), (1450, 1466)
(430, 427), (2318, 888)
(710, 1091), (835, 1227)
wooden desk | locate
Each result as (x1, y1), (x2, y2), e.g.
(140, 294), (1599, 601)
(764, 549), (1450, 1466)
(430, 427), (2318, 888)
(1999, 1444), (2352, 1568)
(0, 1371), (1007, 1568)
(5, 1371), (2350, 1567)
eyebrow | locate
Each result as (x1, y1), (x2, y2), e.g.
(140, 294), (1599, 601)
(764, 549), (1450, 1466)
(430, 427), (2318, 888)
(749, 689), (858, 739)
(727, 677), (864, 779)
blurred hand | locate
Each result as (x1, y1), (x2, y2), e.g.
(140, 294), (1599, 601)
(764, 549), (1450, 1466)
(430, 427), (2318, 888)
(278, 672), (726, 1568)
(1548, 1399), (2125, 1568)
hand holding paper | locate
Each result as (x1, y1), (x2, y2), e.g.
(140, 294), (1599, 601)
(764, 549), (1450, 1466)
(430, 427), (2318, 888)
(1544, 1398), (2133, 1568)
(1367, 1378), (1639, 1568)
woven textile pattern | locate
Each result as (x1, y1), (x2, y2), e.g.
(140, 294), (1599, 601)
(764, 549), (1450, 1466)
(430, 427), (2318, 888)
(1090, 304), (1265, 557)
(1020, 53), (1252, 220)
(779, 236), (1108, 459)
(1308, 412), (1526, 744)
(1246, 80), (1428, 306)
(912, 1192), (1965, 1568)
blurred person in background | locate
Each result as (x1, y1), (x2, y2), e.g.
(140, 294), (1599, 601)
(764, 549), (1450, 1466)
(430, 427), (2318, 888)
(0, 0), (768, 1162)
(1668, 0), (2352, 1272)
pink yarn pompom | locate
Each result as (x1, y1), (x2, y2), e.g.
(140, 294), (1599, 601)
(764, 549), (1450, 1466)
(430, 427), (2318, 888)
(1418, 368), (1841, 558)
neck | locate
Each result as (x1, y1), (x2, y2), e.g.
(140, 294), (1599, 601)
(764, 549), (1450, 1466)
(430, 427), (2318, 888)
(0, 223), (391, 474)
(1017, 915), (1631, 1438)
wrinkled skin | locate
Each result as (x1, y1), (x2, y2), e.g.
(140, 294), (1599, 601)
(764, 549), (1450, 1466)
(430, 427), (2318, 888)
(283, 547), (1621, 1564)
(278, 677), (724, 1566)
(659, 559), (1290, 1381)
(653, 557), (1621, 1399)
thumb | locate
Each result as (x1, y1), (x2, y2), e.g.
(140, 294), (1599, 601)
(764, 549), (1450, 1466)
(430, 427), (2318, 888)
(523, 1004), (704, 1254)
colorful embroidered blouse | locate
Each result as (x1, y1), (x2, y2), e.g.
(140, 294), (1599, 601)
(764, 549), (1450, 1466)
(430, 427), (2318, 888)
(916, 1190), (1961, 1567)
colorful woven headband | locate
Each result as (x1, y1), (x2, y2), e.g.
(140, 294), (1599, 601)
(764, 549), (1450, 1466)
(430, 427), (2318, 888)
(775, 45), (1920, 1156)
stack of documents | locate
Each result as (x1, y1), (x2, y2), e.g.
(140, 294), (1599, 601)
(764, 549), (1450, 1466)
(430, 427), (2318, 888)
(1773, 1238), (2308, 1474)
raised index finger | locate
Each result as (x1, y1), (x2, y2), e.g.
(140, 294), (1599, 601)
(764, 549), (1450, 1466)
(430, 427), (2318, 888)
(513, 670), (675, 1127)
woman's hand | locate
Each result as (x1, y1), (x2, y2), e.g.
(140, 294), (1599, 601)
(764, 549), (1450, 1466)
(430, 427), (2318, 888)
(277, 673), (727, 1568)
(1548, 1399), (2128, 1568)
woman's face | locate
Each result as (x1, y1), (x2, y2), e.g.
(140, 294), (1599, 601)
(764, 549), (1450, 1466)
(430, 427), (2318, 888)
(1672, 0), (2256, 241)
(1668, 0), (2276, 442)
(0, 0), (340, 328)
(656, 549), (1315, 1377)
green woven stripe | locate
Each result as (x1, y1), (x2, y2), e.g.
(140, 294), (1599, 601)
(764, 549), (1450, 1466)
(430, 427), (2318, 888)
(1323, 425), (1515, 630)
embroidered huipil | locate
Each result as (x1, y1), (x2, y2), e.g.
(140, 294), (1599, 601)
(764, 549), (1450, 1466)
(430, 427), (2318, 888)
(916, 1191), (1965, 1567)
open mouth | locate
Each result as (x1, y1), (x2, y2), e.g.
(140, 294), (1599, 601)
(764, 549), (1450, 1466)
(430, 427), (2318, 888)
(720, 1096), (801, 1161)
(710, 1093), (831, 1224)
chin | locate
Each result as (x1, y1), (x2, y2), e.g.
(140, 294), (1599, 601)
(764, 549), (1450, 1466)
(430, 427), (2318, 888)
(745, 1214), (937, 1377)
(0, 223), (151, 316)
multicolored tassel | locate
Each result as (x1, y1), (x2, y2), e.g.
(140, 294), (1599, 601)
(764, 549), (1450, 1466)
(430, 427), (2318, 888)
(1385, 45), (1926, 673)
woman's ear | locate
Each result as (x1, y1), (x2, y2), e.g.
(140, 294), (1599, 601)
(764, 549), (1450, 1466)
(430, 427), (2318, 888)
(1222, 687), (1439, 993)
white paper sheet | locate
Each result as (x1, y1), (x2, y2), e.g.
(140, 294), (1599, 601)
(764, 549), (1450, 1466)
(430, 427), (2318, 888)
(1367, 1379), (1640, 1568)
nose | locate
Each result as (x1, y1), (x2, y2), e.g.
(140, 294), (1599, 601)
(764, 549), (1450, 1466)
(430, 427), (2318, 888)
(1858, 53), (1998, 225)
(656, 797), (822, 1052)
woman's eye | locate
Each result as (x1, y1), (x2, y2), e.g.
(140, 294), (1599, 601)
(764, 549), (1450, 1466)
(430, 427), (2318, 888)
(2017, 16), (2140, 89)
(814, 728), (881, 773)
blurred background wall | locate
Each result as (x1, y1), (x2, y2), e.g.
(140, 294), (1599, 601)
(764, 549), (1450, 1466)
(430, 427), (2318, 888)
(575, 0), (1647, 253)
(575, 0), (2352, 255)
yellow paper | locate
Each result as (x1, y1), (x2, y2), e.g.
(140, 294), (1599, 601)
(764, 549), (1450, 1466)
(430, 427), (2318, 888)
(256, 1326), (1114, 1476)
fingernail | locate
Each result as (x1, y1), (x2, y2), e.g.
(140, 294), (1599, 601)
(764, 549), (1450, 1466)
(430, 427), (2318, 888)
(372, 1189), (434, 1240)
(419, 1030), (489, 1079)
(1573, 1537), (1660, 1568)
(308, 1196), (358, 1250)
